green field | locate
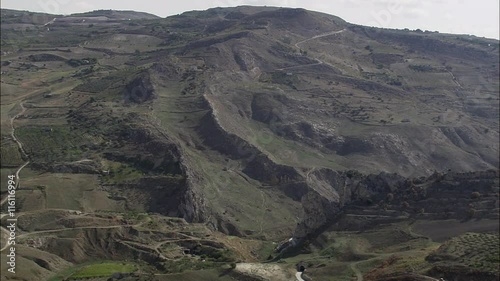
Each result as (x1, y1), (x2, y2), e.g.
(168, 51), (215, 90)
(155, 268), (238, 281)
(16, 126), (87, 162)
(70, 262), (136, 279)
(48, 261), (137, 281)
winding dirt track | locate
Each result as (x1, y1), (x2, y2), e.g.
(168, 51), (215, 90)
(1, 102), (30, 252)
(277, 29), (345, 71)
(350, 262), (363, 281)
(0, 216), (10, 252)
(294, 29), (346, 49)
(1, 102), (30, 207)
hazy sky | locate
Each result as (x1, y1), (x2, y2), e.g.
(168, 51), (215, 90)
(2, 0), (499, 39)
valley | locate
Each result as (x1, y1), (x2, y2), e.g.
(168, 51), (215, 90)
(0, 6), (499, 281)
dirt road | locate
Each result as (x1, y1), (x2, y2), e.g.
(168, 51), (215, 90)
(1, 101), (30, 208)
(295, 29), (346, 49)
(277, 29), (346, 71)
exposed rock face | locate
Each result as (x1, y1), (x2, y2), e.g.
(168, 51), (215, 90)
(242, 154), (301, 183)
(290, 168), (499, 242)
(293, 170), (401, 238)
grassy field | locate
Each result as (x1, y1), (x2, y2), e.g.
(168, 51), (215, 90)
(19, 173), (122, 212)
(428, 232), (499, 272)
(155, 268), (238, 281)
(0, 140), (24, 166)
(281, 222), (441, 280)
(411, 219), (500, 242)
(101, 160), (145, 184)
(47, 261), (138, 281)
(70, 262), (136, 279)
(0, 102), (17, 136)
(16, 126), (87, 162)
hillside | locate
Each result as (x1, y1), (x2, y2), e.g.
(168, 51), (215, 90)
(0, 6), (499, 281)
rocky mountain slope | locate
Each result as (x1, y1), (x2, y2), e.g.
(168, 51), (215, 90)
(1, 6), (498, 281)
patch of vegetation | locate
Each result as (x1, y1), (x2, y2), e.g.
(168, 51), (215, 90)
(154, 269), (238, 281)
(48, 261), (139, 281)
(66, 58), (97, 67)
(101, 161), (144, 184)
(16, 126), (89, 162)
(191, 244), (235, 262)
(72, 66), (95, 77)
(28, 53), (66, 62)
(256, 241), (277, 261)
(260, 72), (299, 89)
(162, 256), (230, 273)
(74, 75), (116, 93)
(73, 67), (140, 94)
(70, 262), (136, 279)
(387, 78), (403, 86)
(0, 141), (24, 166)
(409, 64), (435, 72)
(426, 232), (499, 272)
(270, 42), (295, 54)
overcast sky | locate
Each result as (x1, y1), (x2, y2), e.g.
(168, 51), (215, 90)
(2, 0), (499, 39)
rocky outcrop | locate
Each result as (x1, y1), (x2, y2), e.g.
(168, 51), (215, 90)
(291, 169), (498, 243)
(123, 72), (156, 103)
(242, 154), (301, 184)
(198, 109), (262, 160)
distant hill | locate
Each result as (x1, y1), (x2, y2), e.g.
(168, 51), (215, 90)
(69, 9), (160, 20)
(0, 8), (159, 26)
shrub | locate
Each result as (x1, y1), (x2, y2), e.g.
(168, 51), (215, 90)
(471, 192), (481, 199)
(409, 64), (434, 72)
(386, 193), (394, 202)
(467, 208), (477, 218)
(67, 58), (97, 67)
